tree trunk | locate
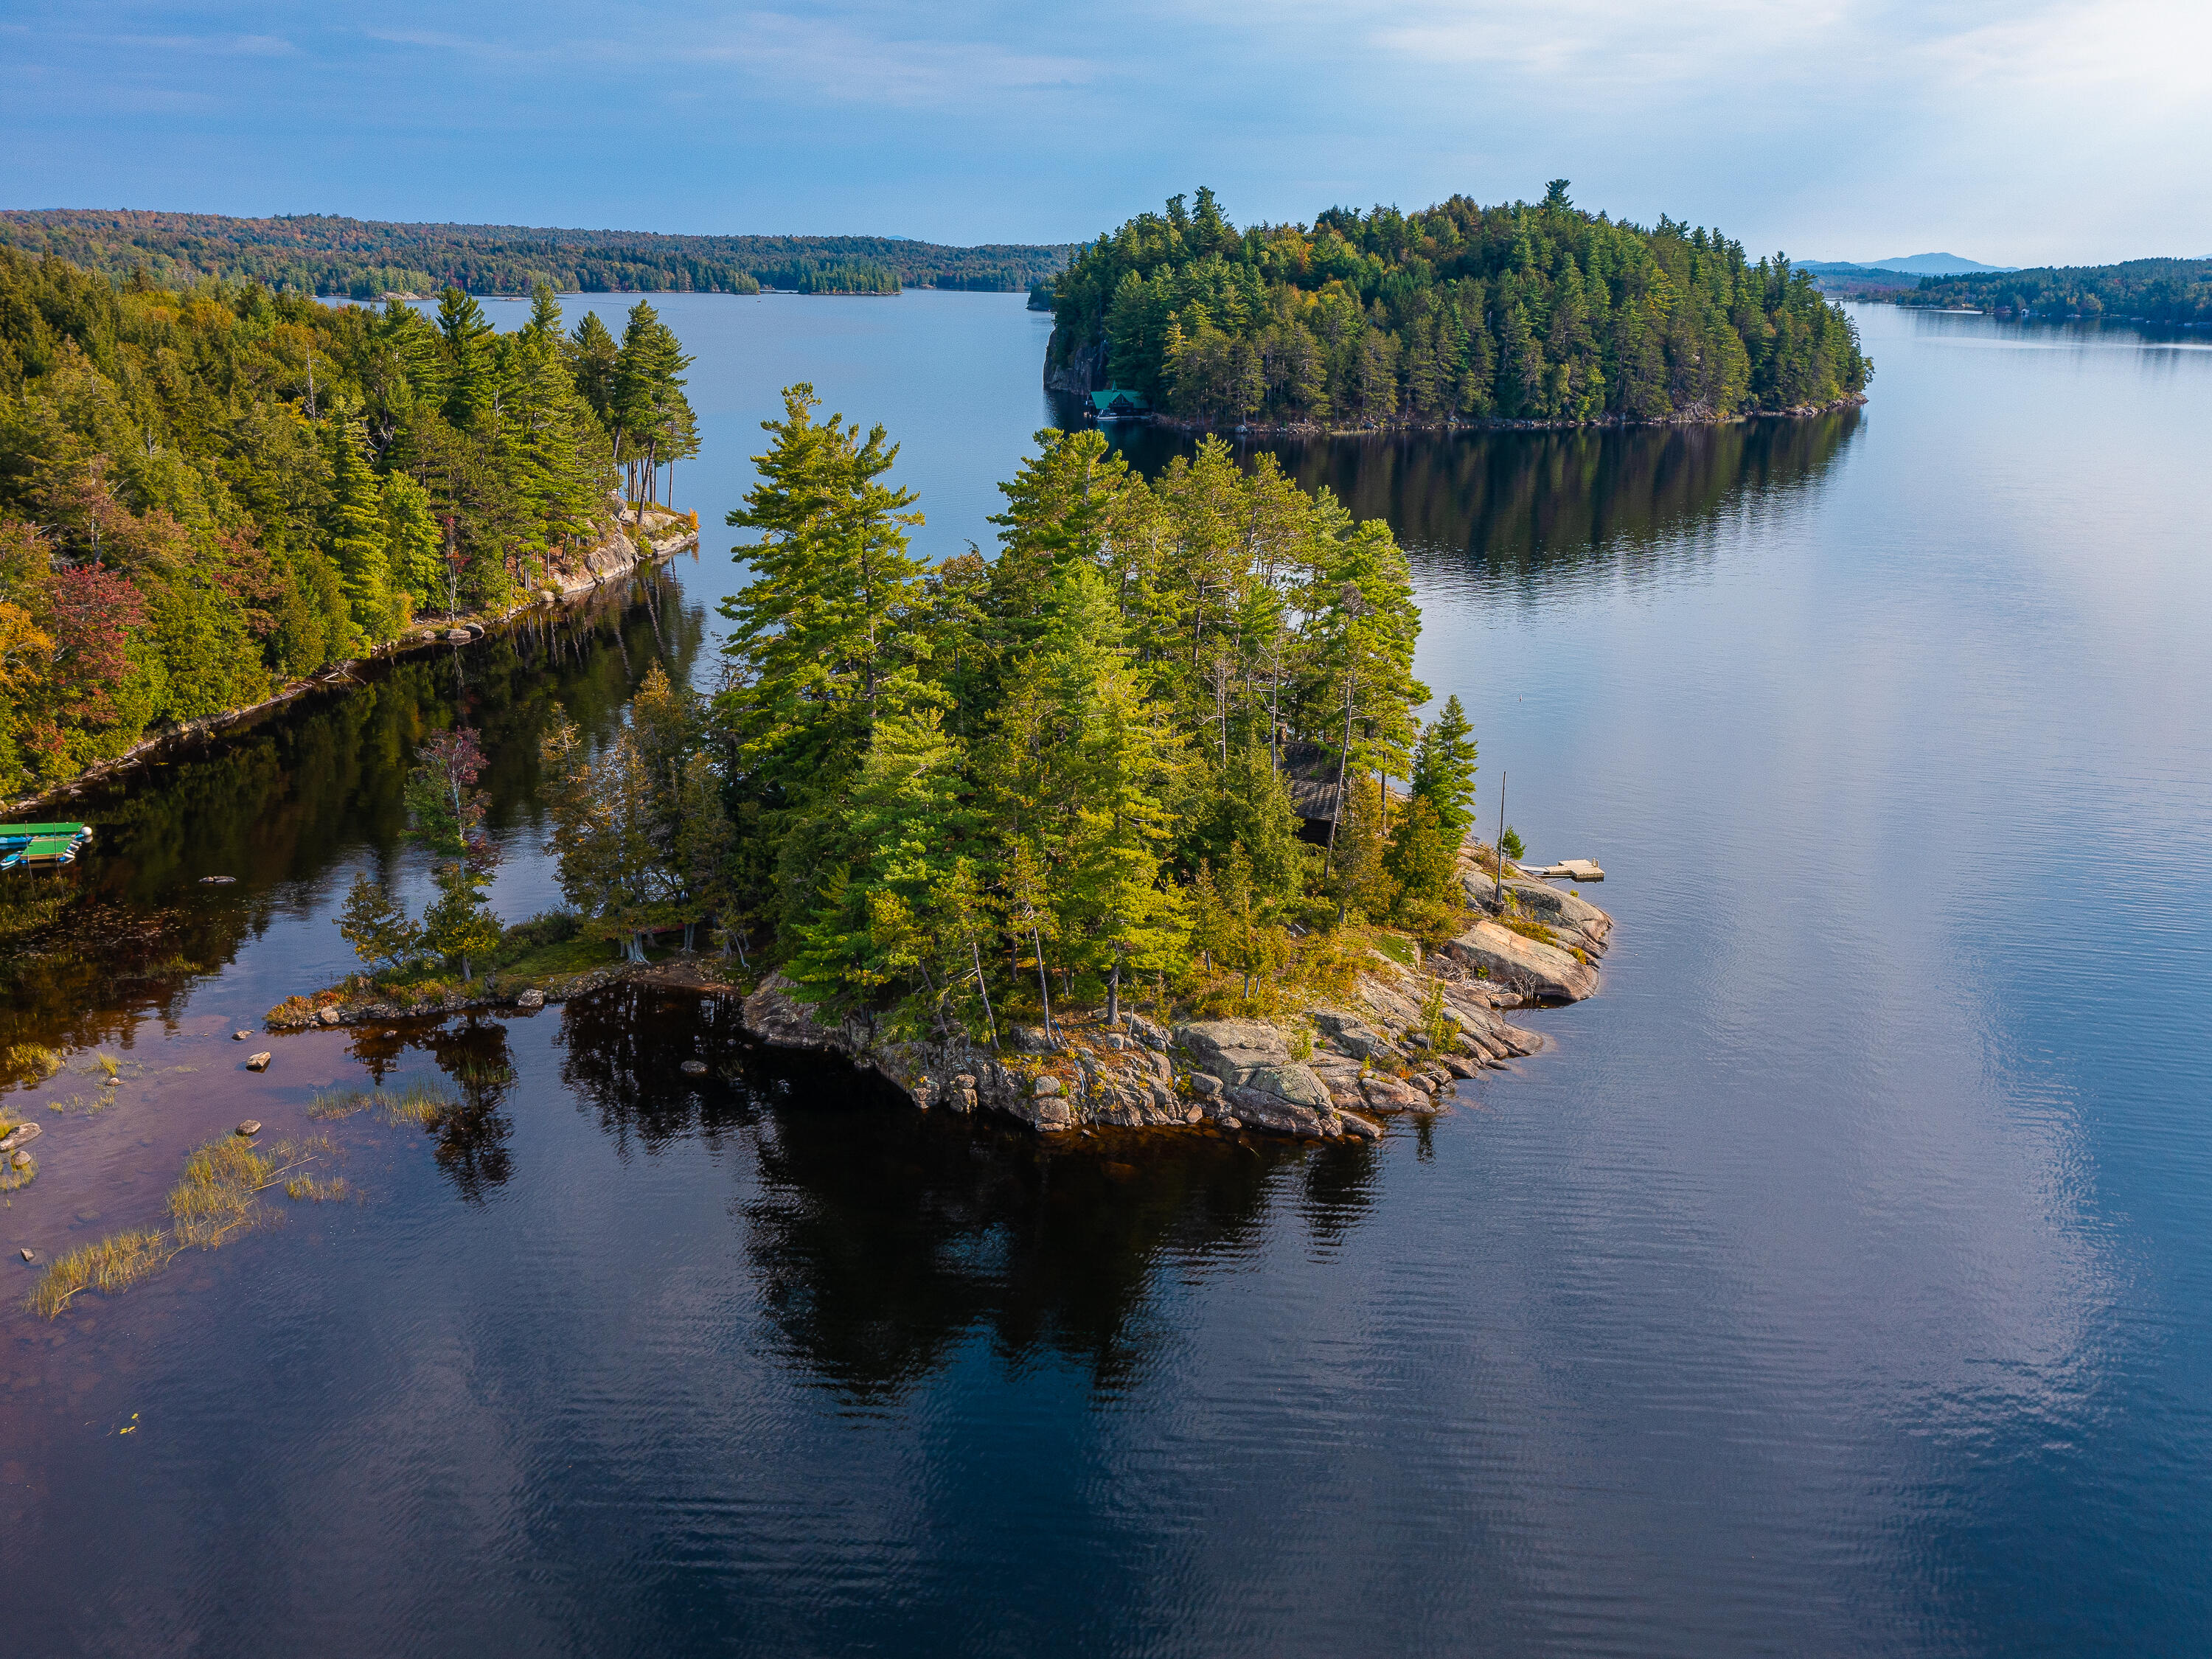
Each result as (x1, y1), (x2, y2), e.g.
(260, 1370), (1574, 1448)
(1326, 668), (1357, 866)
(1032, 928), (1056, 1043)
(970, 933), (998, 1048)
(1107, 959), (1121, 1026)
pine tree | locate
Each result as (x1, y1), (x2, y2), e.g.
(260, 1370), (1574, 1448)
(421, 860), (501, 983)
(1051, 568), (1189, 1024)
(325, 417), (403, 647)
(335, 873), (421, 973)
(1409, 693), (1478, 837)
(436, 288), (497, 432)
(566, 311), (619, 431)
(1385, 794), (1463, 940)
(1302, 519), (1425, 863)
(381, 472), (444, 611)
(785, 703), (972, 1030)
(717, 385), (930, 835)
(672, 749), (737, 955)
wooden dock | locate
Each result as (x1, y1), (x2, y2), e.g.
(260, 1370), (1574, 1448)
(0, 822), (94, 869)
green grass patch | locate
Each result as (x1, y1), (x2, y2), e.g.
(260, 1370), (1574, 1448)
(310, 1077), (457, 1125)
(338, 910), (622, 1003)
(28, 1133), (346, 1318)
(1370, 931), (1419, 967)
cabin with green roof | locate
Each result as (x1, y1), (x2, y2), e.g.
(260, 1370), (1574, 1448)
(1091, 388), (1150, 421)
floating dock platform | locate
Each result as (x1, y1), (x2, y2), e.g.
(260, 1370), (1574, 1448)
(0, 822), (94, 869)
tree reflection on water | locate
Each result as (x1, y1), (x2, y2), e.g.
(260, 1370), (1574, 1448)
(557, 983), (1380, 1399)
(0, 575), (701, 1084)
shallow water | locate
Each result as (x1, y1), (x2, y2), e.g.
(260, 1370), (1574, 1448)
(3, 297), (2210, 1656)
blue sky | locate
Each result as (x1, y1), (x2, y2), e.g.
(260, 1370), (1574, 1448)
(5, 1), (2206, 265)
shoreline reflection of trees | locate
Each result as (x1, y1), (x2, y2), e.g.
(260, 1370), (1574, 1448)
(1091, 406), (1861, 584)
(346, 1016), (518, 1201)
(559, 985), (1382, 1399)
(0, 573), (704, 1077)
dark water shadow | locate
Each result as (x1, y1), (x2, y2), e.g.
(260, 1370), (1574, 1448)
(1075, 403), (1864, 591)
(556, 984), (1381, 1402)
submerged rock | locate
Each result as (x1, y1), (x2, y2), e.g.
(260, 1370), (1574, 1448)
(679, 1060), (709, 1077)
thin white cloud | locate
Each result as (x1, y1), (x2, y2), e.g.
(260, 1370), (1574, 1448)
(686, 12), (1095, 106)
(360, 10), (1093, 108)
(105, 32), (299, 57)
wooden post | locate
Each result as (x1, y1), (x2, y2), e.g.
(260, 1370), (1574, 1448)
(1495, 770), (1506, 903)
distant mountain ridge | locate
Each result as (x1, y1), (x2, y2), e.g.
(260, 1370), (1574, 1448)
(0, 209), (1075, 299)
(1802, 252), (2017, 278)
(1870, 253), (2014, 276)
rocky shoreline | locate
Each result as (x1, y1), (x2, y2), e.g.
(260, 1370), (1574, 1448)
(6, 509), (699, 815)
(1108, 394), (1868, 442)
(269, 846), (1613, 1145)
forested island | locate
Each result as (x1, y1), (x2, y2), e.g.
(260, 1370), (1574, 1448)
(1043, 182), (1871, 428)
(0, 246), (697, 799)
(1899, 257), (2212, 324)
(0, 212), (1073, 302)
(303, 394), (1610, 1142)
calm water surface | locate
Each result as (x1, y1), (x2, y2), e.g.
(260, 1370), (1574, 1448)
(2, 296), (2208, 1657)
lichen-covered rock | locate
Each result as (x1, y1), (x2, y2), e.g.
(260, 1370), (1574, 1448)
(1440, 917), (1599, 1002)
(1172, 1020), (1288, 1082)
(1241, 1062), (1332, 1109)
(740, 972), (841, 1051)
(1470, 876), (1613, 957)
(1124, 1013), (1170, 1051)
(1360, 1074), (1429, 1110)
(1221, 1085), (1335, 1138)
(1309, 1009), (1397, 1060)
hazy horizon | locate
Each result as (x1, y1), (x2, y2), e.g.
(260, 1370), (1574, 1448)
(5, 1), (2208, 267)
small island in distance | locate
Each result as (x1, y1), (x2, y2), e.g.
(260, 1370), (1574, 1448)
(1041, 181), (1872, 432)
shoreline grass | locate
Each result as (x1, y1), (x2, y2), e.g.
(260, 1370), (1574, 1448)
(27, 1132), (346, 1318)
(309, 1077), (456, 1126)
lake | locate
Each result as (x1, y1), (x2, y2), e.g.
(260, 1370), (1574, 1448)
(2, 293), (2209, 1656)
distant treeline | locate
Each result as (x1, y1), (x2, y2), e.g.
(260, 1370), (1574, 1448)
(1902, 258), (2212, 324)
(1043, 183), (1871, 427)
(0, 211), (1072, 301)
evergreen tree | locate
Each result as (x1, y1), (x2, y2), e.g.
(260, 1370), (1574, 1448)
(1385, 794), (1464, 939)
(380, 472), (444, 611)
(717, 385), (931, 907)
(436, 288), (497, 431)
(1408, 693), (1478, 837)
(324, 417), (403, 647)
(566, 311), (619, 430)
(1302, 520), (1425, 862)
(335, 873), (422, 973)
(421, 860), (501, 983)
